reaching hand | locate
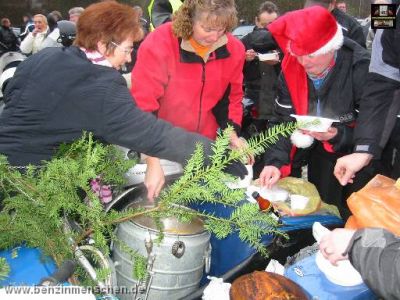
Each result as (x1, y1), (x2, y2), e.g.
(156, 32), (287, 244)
(319, 228), (356, 265)
(334, 153), (373, 186)
(230, 134), (255, 165)
(144, 157), (165, 202)
(259, 165), (281, 189)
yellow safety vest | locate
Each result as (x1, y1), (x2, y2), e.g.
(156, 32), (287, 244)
(148, 0), (183, 31)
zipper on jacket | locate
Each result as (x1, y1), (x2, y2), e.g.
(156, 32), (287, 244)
(196, 63), (206, 133)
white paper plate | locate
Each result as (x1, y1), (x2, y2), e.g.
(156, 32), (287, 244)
(315, 251), (363, 286)
(290, 114), (340, 132)
(258, 52), (279, 61)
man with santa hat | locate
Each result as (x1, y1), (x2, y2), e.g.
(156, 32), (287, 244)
(259, 6), (375, 219)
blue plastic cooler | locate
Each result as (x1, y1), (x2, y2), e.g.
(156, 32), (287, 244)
(285, 253), (376, 299)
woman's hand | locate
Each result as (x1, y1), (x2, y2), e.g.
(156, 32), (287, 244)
(334, 153), (372, 185)
(319, 228), (356, 265)
(230, 133), (254, 165)
(302, 126), (337, 141)
(259, 165), (281, 189)
(144, 157), (165, 202)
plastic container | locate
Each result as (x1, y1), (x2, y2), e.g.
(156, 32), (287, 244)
(285, 253), (376, 300)
(0, 246), (57, 286)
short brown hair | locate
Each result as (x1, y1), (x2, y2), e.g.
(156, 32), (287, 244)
(1, 18), (10, 27)
(74, 1), (143, 52)
(172, 0), (238, 40)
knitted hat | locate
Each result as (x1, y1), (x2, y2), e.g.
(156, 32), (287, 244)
(267, 6), (343, 115)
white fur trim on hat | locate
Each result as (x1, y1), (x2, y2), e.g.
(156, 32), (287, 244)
(290, 130), (314, 149)
(310, 23), (344, 56)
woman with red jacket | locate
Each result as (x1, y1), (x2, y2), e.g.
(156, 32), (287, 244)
(131, 0), (247, 199)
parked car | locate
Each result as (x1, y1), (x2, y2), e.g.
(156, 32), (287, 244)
(232, 25), (253, 39)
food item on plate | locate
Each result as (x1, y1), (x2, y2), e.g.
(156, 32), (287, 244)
(290, 114), (339, 132)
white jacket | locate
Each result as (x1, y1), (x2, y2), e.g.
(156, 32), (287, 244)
(20, 27), (49, 55)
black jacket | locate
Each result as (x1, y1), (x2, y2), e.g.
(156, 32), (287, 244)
(353, 12), (400, 158)
(241, 27), (281, 120)
(0, 46), (212, 166)
(349, 228), (400, 300)
(332, 8), (366, 48)
(264, 38), (370, 168)
(0, 26), (19, 54)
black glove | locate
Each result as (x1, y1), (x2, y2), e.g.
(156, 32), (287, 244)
(223, 160), (248, 179)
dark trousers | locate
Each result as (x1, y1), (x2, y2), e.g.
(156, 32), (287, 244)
(307, 143), (381, 221)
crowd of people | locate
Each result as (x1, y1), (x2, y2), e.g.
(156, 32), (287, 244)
(0, 0), (399, 298)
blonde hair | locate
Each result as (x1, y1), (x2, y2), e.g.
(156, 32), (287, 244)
(33, 14), (48, 25)
(172, 0), (238, 40)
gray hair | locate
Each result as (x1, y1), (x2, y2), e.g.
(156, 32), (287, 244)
(68, 7), (85, 16)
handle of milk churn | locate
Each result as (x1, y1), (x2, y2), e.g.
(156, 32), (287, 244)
(204, 243), (212, 274)
(171, 241), (185, 258)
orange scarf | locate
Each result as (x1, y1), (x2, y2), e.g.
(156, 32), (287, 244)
(189, 37), (211, 59)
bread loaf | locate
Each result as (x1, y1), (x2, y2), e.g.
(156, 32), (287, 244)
(230, 271), (307, 300)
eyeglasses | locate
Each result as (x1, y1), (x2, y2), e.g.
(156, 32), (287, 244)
(111, 41), (133, 55)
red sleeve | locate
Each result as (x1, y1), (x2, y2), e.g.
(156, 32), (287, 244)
(130, 29), (170, 112)
(227, 37), (245, 126)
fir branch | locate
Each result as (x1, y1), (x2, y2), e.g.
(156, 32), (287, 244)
(0, 122), (297, 285)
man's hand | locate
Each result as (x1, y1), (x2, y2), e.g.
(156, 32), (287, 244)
(144, 157), (165, 202)
(259, 165), (281, 189)
(319, 228), (356, 265)
(334, 153), (373, 186)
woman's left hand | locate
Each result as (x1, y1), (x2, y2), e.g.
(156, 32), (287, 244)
(230, 133), (255, 165)
(302, 126), (338, 141)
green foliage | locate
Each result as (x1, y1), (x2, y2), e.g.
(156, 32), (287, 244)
(0, 122), (296, 286)
(0, 132), (135, 266)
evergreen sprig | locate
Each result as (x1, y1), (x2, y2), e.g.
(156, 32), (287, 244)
(0, 122), (297, 284)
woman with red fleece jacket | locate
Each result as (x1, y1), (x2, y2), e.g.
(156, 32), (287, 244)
(131, 0), (247, 199)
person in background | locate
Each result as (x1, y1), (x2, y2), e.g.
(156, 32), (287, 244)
(334, 6), (400, 185)
(131, 0), (247, 199)
(0, 2), (247, 199)
(19, 14), (34, 41)
(122, 5), (151, 74)
(241, 1), (280, 128)
(147, 0), (184, 30)
(319, 227), (400, 299)
(40, 11), (64, 49)
(259, 6), (372, 220)
(304, 0), (366, 48)
(133, 5), (150, 34)
(19, 14), (49, 55)
(0, 18), (19, 55)
(68, 7), (84, 23)
(336, 0), (347, 13)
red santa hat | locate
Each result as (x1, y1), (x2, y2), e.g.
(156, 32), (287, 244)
(267, 6), (343, 116)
